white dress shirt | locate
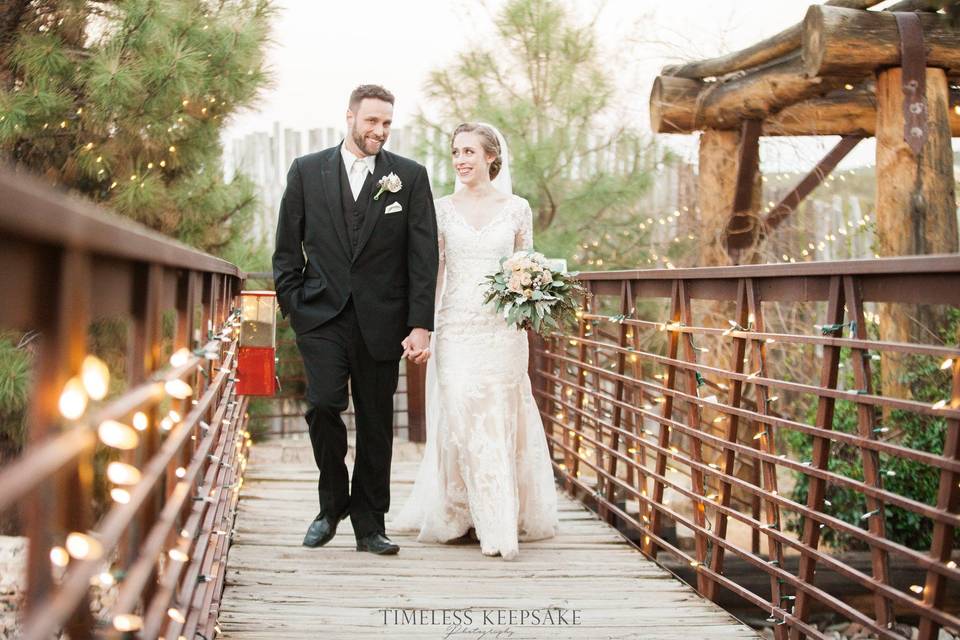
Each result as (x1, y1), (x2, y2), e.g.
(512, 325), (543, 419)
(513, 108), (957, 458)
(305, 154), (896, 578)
(341, 144), (376, 200)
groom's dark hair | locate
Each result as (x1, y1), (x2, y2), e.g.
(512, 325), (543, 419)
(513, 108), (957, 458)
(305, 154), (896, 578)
(349, 84), (395, 111)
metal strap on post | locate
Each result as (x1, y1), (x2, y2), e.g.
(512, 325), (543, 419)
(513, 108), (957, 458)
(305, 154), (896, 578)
(893, 11), (928, 156)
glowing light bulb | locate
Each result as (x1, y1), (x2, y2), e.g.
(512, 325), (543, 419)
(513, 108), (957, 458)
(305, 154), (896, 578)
(107, 462), (142, 485)
(132, 411), (148, 431)
(66, 532), (103, 560)
(112, 614), (143, 632)
(50, 546), (69, 567)
(175, 467), (186, 478)
(81, 355), (110, 400)
(165, 379), (193, 399)
(168, 548), (189, 562)
(59, 376), (88, 419)
(170, 347), (192, 367)
(98, 420), (139, 450)
(168, 608), (186, 623)
(941, 358), (954, 370)
(111, 488), (131, 504)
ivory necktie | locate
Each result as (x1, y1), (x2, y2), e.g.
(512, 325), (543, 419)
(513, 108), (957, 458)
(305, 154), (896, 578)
(350, 158), (368, 200)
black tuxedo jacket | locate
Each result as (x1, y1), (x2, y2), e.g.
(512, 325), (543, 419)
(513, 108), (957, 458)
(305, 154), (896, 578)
(271, 144), (439, 361)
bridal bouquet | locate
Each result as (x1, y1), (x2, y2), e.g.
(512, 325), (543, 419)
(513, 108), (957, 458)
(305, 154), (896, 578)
(482, 250), (587, 336)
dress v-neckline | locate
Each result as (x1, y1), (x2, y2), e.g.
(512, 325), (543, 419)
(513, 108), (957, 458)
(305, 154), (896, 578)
(447, 195), (513, 235)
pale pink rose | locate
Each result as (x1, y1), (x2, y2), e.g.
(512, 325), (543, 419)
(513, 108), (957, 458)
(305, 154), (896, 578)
(520, 273), (532, 286)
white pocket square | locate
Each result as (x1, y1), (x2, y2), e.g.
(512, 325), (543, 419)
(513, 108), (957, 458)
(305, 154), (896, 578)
(384, 202), (403, 214)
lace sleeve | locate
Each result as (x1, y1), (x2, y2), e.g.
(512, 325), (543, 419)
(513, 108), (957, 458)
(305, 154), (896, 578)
(514, 198), (534, 252)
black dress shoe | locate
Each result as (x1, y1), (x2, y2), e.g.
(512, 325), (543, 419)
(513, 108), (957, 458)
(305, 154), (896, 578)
(303, 511), (346, 548)
(356, 531), (399, 555)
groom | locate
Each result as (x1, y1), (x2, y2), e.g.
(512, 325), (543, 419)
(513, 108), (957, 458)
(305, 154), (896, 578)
(272, 84), (438, 555)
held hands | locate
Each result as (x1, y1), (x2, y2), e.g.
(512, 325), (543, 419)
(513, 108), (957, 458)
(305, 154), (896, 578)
(401, 328), (431, 364)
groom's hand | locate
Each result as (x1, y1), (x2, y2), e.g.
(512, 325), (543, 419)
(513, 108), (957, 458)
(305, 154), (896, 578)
(402, 328), (431, 364)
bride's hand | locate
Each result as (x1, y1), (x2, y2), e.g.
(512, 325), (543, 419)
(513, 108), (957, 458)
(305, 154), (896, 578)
(410, 346), (430, 364)
(401, 328), (431, 363)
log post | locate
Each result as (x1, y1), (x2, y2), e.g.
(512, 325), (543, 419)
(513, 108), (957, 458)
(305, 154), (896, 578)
(697, 129), (763, 267)
(875, 66), (958, 406)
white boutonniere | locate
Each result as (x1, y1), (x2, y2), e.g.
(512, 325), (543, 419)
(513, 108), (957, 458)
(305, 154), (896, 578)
(374, 172), (402, 201)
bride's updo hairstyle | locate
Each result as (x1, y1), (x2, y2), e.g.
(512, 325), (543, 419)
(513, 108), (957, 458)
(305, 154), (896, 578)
(452, 123), (502, 180)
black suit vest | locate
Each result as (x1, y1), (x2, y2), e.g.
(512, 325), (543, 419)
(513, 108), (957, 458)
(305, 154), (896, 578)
(338, 157), (376, 256)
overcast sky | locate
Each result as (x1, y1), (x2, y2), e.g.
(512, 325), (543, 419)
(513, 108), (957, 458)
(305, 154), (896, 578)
(222, 0), (924, 172)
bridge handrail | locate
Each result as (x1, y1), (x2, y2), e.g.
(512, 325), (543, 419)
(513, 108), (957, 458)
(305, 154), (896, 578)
(0, 166), (249, 639)
(530, 258), (960, 640)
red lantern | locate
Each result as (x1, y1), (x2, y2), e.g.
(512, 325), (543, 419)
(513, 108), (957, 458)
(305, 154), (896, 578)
(237, 291), (277, 396)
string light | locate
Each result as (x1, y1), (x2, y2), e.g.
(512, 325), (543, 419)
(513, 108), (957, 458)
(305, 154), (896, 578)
(50, 546), (69, 567)
(112, 614), (143, 632)
(107, 462), (142, 485)
(110, 488), (131, 504)
(168, 548), (189, 563)
(132, 411), (148, 431)
(66, 532), (103, 560)
(165, 379), (193, 399)
(59, 377), (88, 419)
(98, 420), (139, 449)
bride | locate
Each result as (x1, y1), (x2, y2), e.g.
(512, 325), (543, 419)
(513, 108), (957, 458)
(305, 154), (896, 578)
(391, 123), (559, 560)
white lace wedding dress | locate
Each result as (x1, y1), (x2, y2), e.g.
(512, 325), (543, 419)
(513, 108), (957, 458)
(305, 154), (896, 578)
(390, 194), (559, 560)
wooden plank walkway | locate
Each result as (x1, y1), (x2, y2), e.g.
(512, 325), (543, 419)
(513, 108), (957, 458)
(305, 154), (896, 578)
(218, 436), (759, 639)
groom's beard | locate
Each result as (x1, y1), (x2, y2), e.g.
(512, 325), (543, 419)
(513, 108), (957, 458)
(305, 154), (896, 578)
(351, 124), (386, 156)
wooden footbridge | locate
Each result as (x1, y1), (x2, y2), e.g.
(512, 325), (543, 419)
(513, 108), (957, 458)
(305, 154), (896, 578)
(5, 1), (960, 637)
(3, 155), (960, 640)
(216, 437), (756, 639)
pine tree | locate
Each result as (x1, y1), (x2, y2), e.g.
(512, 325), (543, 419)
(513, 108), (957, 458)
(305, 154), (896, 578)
(0, 0), (274, 253)
(419, 0), (664, 268)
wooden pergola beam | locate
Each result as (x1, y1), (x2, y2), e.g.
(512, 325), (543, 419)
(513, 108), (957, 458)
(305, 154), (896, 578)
(660, 0), (930, 80)
(803, 5), (960, 77)
(651, 79), (960, 136)
(655, 53), (858, 132)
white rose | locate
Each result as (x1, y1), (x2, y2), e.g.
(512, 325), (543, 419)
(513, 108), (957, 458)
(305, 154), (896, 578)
(384, 173), (402, 192)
